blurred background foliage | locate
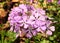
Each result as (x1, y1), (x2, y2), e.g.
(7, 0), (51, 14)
(0, 0), (60, 43)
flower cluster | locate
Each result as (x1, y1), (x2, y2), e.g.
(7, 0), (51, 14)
(8, 4), (55, 38)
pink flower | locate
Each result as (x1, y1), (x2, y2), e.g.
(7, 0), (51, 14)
(19, 4), (27, 13)
(40, 25), (47, 31)
(49, 26), (55, 31)
(46, 30), (52, 35)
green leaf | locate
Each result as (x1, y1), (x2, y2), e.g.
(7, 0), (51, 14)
(6, 31), (16, 41)
(33, 33), (41, 41)
(49, 37), (54, 41)
(0, 30), (6, 37)
(25, 39), (30, 43)
(4, 39), (7, 43)
(0, 40), (1, 43)
(40, 39), (50, 43)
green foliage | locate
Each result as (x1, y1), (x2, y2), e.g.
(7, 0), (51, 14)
(0, 30), (16, 43)
(25, 39), (30, 43)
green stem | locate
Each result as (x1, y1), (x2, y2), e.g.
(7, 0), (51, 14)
(2, 37), (4, 43)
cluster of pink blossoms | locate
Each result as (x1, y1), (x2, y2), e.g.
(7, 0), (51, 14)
(8, 4), (55, 38)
